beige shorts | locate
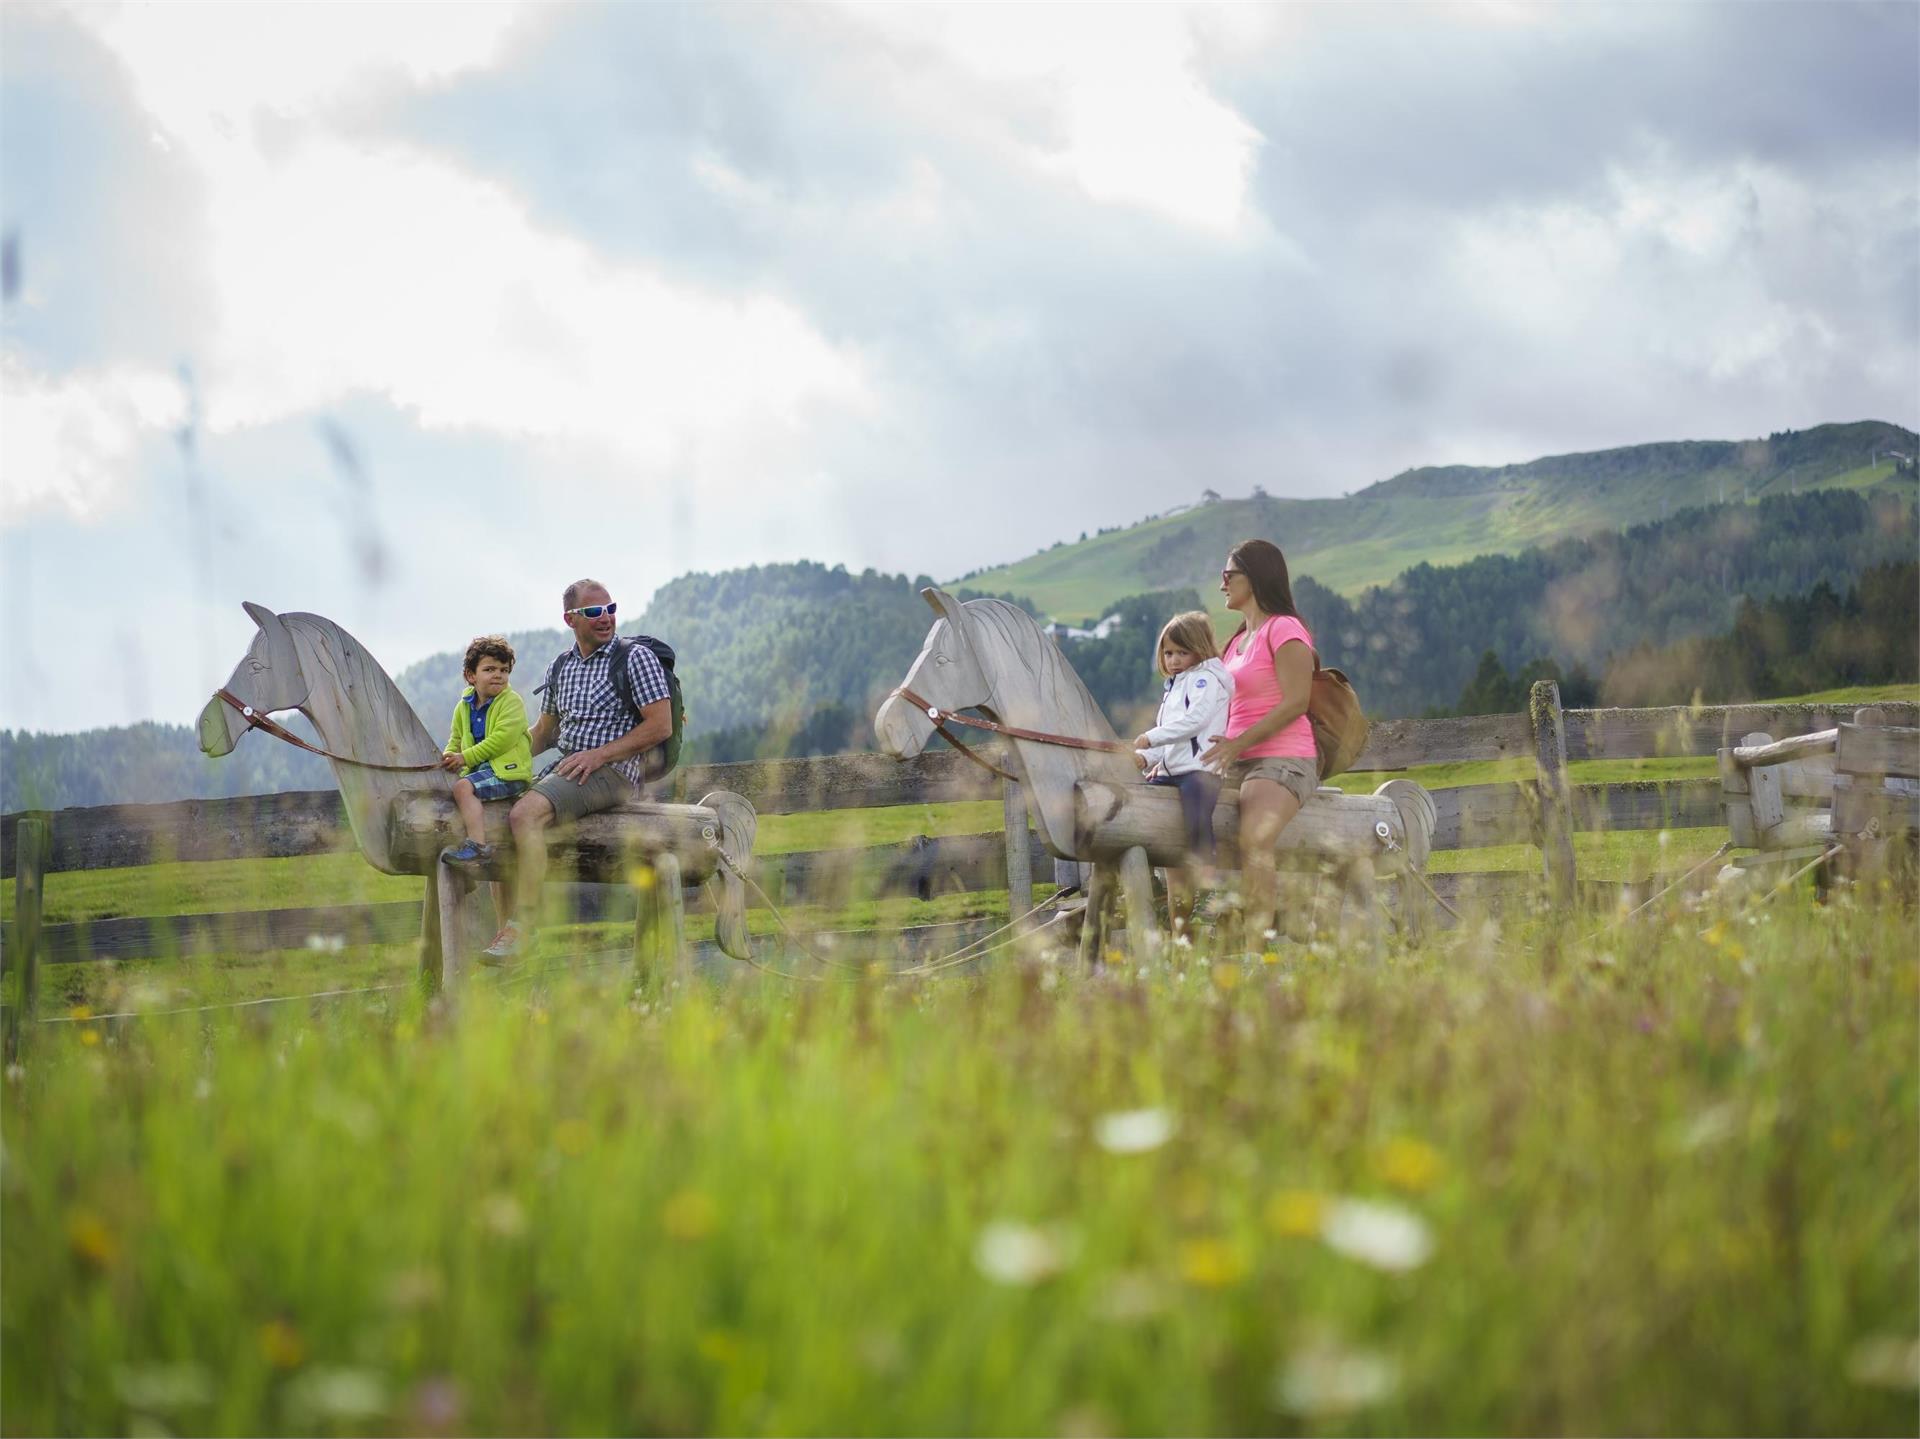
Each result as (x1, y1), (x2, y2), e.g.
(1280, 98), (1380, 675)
(529, 763), (641, 825)
(1230, 755), (1318, 810)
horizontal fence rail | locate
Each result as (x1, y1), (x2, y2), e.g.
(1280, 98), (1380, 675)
(2, 697), (1912, 972)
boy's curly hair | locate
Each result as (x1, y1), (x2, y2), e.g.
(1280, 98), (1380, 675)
(463, 635), (516, 674)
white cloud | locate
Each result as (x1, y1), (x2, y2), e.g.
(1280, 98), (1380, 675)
(0, 356), (184, 522)
(197, 137), (873, 456)
(36, 1), (875, 519)
(837, 3), (1262, 232)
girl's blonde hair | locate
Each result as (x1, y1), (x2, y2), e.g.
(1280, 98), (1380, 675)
(1154, 611), (1219, 676)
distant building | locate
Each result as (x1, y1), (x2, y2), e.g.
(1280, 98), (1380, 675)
(1043, 614), (1125, 643)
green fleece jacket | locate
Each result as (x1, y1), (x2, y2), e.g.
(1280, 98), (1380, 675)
(443, 686), (534, 783)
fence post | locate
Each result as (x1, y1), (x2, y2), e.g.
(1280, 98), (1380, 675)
(1529, 681), (1577, 906)
(5, 817), (48, 1062)
(1003, 779), (1032, 937)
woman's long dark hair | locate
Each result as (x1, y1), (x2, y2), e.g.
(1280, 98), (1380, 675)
(1227, 538), (1301, 642)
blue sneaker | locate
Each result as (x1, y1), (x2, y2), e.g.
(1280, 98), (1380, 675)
(442, 839), (494, 868)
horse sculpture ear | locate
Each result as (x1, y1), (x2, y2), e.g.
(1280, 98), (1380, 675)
(919, 587), (983, 671)
(241, 601), (300, 680)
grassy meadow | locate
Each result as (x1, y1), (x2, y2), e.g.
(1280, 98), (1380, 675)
(4, 887), (1917, 1435)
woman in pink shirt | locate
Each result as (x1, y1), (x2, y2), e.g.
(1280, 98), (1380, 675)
(1200, 539), (1318, 948)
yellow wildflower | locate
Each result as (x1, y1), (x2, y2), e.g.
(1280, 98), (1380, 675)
(1177, 1238), (1248, 1288)
(662, 1189), (717, 1241)
(259, 1318), (306, 1369)
(1265, 1190), (1326, 1238)
(628, 866), (657, 892)
(697, 1330), (742, 1364)
(1375, 1138), (1444, 1193)
(66, 1211), (118, 1269)
(1211, 963), (1241, 992)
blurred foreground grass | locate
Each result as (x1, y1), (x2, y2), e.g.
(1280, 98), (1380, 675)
(4, 894), (1916, 1435)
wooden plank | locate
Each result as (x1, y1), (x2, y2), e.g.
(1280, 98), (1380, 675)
(1350, 712), (1533, 771)
(1562, 703), (1918, 762)
(673, 749), (1001, 818)
(1836, 724), (1920, 780)
(1730, 730), (1838, 768)
(1832, 773), (1920, 839)
(1, 791), (354, 878)
(1743, 734), (1787, 836)
(17, 900), (426, 964)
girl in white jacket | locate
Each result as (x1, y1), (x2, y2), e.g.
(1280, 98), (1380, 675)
(1132, 611), (1235, 931)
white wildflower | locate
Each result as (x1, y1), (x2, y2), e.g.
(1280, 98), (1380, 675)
(1321, 1199), (1433, 1272)
(974, 1221), (1073, 1285)
(1275, 1339), (1401, 1415)
(287, 1368), (388, 1423)
(1094, 1108), (1177, 1155)
(1848, 1335), (1920, 1390)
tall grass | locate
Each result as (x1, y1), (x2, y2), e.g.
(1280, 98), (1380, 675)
(4, 891), (1915, 1435)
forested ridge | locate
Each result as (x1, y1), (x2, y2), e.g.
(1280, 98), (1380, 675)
(5, 492), (1913, 810)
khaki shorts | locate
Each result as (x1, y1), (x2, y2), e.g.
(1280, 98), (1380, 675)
(1230, 755), (1319, 810)
(529, 763), (641, 825)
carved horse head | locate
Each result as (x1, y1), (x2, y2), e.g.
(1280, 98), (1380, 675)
(199, 602), (445, 874)
(198, 602), (310, 758)
(877, 588), (1133, 860)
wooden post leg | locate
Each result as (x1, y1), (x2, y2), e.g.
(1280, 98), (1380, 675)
(1003, 780), (1032, 939)
(1397, 870), (1428, 946)
(1118, 846), (1159, 965)
(5, 818), (48, 1063)
(1530, 679), (1577, 908)
(634, 855), (689, 989)
(420, 869), (445, 995)
(436, 868), (483, 994)
(1078, 862), (1116, 968)
(656, 853), (687, 983)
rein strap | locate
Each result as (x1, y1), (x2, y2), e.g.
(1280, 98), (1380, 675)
(214, 689), (444, 774)
(892, 686), (1131, 783)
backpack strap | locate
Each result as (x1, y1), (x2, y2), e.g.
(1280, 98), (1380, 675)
(604, 636), (641, 726)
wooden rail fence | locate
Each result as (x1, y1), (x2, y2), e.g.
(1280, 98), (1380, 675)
(3, 691), (1912, 1007)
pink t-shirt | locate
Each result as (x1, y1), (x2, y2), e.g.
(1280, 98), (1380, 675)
(1222, 614), (1317, 760)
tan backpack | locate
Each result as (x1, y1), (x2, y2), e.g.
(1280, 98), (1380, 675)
(1308, 652), (1370, 780)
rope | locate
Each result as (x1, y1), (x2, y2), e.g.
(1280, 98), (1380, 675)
(1580, 841), (1733, 941)
(1698, 843), (1843, 936)
(707, 839), (1073, 979)
(39, 981), (407, 1023)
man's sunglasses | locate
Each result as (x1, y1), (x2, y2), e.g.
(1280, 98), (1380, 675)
(566, 602), (618, 619)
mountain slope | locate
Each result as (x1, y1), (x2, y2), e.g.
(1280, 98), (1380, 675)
(959, 420), (1917, 622)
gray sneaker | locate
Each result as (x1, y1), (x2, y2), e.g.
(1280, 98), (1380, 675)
(479, 921), (525, 966)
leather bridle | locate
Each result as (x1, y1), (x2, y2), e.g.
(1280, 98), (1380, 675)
(889, 686), (1131, 782)
(214, 688), (444, 773)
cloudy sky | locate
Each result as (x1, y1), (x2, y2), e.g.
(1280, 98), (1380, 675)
(2, 1), (1915, 734)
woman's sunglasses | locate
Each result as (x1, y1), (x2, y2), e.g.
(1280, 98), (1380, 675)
(1221, 569), (1244, 583)
(566, 602), (618, 619)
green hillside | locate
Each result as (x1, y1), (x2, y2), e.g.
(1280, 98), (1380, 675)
(959, 421), (1917, 622)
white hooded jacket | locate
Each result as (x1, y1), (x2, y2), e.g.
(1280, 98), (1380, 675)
(1140, 657), (1235, 777)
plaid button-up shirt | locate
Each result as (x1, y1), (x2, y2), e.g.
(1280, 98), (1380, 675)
(541, 642), (672, 786)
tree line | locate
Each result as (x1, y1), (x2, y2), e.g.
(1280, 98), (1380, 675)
(4, 492), (1912, 810)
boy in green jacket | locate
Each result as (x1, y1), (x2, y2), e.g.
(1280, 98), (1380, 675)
(439, 635), (535, 869)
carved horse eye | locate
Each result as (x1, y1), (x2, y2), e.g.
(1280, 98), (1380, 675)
(248, 659), (269, 672)
(934, 654), (952, 665)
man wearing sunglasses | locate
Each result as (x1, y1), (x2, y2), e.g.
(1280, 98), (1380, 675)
(484, 578), (673, 961)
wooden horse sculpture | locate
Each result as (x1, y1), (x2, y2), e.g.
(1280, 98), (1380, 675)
(874, 589), (1438, 961)
(198, 603), (756, 983)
